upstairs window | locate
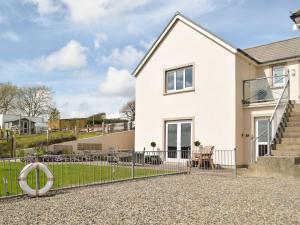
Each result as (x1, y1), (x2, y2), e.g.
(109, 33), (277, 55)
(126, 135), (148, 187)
(166, 66), (193, 93)
(272, 65), (286, 87)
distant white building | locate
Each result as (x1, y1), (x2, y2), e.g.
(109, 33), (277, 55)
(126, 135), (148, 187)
(0, 114), (47, 134)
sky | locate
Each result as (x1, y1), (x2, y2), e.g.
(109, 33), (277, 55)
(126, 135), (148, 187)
(0, 0), (299, 118)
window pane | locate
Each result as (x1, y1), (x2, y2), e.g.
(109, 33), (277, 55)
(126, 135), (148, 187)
(181, 123), (191, 159)
(273, 66), (285, 85)
(185, 67), (192, 88)
(167, 71), (174, 91)
(176, 69), (184, 90)
(167, 124), (177, 158)
(257, 119), (268, 142)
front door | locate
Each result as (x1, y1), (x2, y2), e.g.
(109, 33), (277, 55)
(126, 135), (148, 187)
(166, 120), (192, 161)
(255, 118), (269, 159)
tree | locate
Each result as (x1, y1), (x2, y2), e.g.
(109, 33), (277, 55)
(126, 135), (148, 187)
(49, 107), (60, 120)
(120, 99), (135, 121)
(0, 83), (18, 114)
(17, 85), (53, 117)
(87, 112), (106, 125)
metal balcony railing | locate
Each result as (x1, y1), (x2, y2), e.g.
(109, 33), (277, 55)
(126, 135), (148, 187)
(243, 75), (288, 105)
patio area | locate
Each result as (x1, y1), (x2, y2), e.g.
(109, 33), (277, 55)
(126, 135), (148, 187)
(0, 173), (299, 225)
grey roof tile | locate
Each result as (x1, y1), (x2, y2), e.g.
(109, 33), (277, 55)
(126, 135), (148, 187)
(242, 36), (300, 63)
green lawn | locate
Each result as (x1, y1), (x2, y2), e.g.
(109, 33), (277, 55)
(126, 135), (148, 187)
(16, 131), (102, 150)
(0, 161), (173, 197)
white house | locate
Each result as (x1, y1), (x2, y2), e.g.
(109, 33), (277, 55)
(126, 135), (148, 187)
(133, 12), (300, 170)
(0, 114), (47, 134)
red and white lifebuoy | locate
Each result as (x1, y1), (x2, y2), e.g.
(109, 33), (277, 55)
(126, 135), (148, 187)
(19, 162), (54, 197)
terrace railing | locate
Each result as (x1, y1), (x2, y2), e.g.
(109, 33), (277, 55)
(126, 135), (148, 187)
(243, 75), (288, 105)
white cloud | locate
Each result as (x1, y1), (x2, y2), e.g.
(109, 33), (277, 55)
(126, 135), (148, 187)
(24, 0), (61, 15)
(39, 40), (88, 71)
(94, 32), (107, 49)
(101, 45), (144, 68)
(99, 67), (135, 97)
(0, 31), (20, 42)
(61, 0), (148, 25)
(55, 92), (130, 118)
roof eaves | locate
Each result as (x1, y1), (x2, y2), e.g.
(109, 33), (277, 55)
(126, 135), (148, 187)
(237, 48), (260, 64)
(131, 13), (179, 77)
(258, 55), (300, 65)
(132, 12), (237, 77)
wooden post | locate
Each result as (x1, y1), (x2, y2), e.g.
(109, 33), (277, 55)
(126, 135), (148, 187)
(19, 114), (21, 135)
(28, 116), (31, 135)
(102, 122), (104, 135)
(46, 129), (49, 152)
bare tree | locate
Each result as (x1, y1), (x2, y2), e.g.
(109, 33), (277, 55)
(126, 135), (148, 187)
(49, 107), (60, 120)
(0, 83), (18, 114)
(17, 85), (53, 117)
(120, 99), (135, 121)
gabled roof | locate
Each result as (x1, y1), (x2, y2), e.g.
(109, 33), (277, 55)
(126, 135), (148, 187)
(132, 12), (237, 77)
(241, 36), (300, 64)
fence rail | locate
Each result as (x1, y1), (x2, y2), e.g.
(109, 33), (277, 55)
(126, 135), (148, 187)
(0, 150), (188, 198)
(191, 149), (237, 175)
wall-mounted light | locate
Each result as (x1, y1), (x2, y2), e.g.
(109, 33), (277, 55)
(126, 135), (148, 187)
(290, 10), (300, 30)
(291, 69), (296, 77)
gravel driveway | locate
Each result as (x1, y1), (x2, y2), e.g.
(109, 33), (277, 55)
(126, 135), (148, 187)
(0, 174), (299, 225)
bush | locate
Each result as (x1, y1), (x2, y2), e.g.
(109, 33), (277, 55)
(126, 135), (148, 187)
(144, 155), (162, 165)
(0, 141), (12, 158)
(35, 146), (46, 157)
(27, 135), (77, 148)
(16, 149), (26, 157)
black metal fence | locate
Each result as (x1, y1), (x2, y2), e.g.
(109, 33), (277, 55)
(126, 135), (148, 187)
(191, 149), (237, 175)
(0, 150), (188, 198)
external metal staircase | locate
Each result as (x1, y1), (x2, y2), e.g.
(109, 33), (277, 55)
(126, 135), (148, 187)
(249, 78), (300, 178)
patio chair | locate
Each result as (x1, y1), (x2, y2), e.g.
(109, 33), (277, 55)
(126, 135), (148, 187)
(191, 152), (202, 167)
(198, 146), (215, 169)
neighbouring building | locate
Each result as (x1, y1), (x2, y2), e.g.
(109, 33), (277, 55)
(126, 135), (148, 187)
(0, 114), (47, 134)
(133, 12), (300, 173)
(48, 118), (87, 131)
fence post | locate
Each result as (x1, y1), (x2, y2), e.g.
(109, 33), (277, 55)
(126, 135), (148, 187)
(142, 148), (145, 167)
(234, 148), (237, 177)
(35, 154), (40, 197)
(132, 149), (135, 179)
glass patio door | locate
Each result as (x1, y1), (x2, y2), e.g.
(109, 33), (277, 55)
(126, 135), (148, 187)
(255, 118), (269, 159)
(166, 121), (192, 161)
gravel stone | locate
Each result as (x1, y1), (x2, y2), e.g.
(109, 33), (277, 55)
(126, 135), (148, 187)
(0, 174), (299, 225)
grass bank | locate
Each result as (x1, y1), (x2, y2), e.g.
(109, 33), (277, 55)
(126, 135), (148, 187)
(16, 131), (103, 150)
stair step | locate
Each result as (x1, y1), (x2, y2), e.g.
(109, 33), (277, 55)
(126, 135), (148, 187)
(272, 150), (300, 156)
(291, 104), (300, 111)
(288, 116), (300, 121)
(276, 144), (300, 150)
(287, 121), (300, 126)
(282, 131), (300, 138)
(284, 127), (300, 132)
(281, 137), (300, 144)
(290, 111), (300, 116)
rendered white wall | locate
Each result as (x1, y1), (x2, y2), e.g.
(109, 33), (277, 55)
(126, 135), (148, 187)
(135, 20), (236, 155)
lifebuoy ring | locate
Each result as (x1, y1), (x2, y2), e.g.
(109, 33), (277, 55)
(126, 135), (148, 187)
(19, 162), (54, 197)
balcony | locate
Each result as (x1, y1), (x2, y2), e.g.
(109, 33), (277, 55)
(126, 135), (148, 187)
(242, 75), (288, 105)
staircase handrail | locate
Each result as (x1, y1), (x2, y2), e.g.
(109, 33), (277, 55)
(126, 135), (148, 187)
(267, 78), (290, 155)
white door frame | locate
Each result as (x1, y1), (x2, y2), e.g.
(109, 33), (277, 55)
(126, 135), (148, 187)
(165, 120), (192, 162)
(255, 117), (269, 160)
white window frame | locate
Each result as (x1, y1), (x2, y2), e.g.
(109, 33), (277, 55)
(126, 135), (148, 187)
(166, 66), (193, 93)
(272, 65), (286, 87)
(165, 120), (192, 161)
